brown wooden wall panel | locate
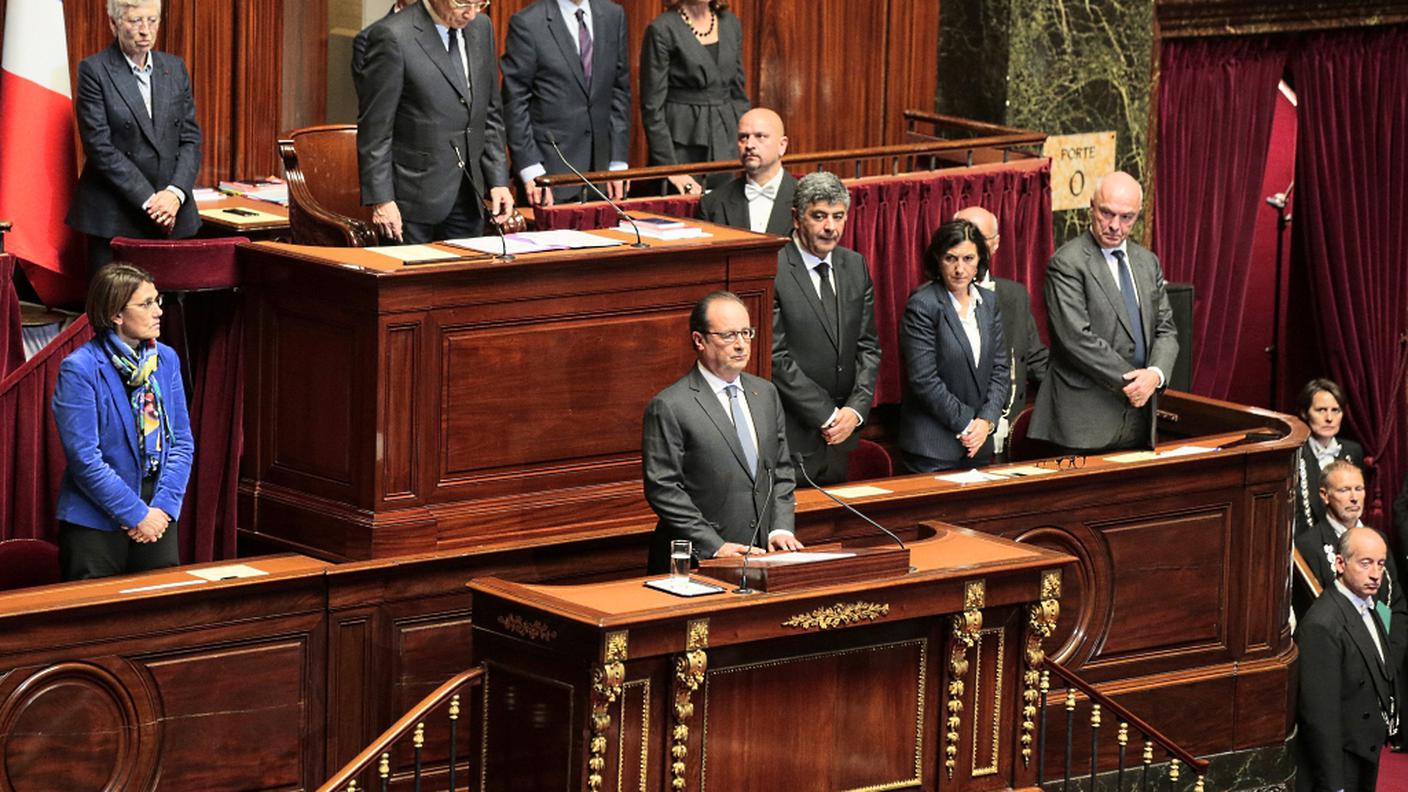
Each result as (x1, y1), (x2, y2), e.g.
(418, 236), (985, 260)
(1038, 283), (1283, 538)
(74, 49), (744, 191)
(234, 0), (285, 178)
(272, 311), (357, 489)
(383, 322), (422, 500)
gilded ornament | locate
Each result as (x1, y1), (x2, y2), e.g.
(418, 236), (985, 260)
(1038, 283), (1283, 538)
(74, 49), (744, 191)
(496, 612), (558, 643)
(782, 600), (890, 630)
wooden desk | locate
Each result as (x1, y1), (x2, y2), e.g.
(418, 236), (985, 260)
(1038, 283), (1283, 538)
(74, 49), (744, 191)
(196, 193), (289, 239)
(470, 526), (1072, 791)
(239, 220), (787, 560)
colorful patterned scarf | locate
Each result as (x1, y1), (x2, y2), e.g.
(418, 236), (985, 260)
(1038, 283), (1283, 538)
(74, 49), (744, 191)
(101, 330), (172, 475)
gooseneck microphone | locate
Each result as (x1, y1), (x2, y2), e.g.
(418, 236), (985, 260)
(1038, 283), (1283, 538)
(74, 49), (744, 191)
(450, 142), (514, 261)
(735, 464), (774, 595)
(544, 132), (648, 248)
(793, 454), (909, 562)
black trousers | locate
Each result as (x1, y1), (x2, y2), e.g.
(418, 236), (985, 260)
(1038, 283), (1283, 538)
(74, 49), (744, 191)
(58, 477), (179, 580)
(402, 175), (486, 244)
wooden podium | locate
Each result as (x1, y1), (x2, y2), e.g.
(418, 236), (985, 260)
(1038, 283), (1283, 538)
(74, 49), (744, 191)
(469, 524), (1072, 791)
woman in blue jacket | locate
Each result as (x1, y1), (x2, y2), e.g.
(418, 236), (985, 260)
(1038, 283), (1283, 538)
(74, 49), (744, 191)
(52, 263), (193, 580)
(898, 219), (1009, 472)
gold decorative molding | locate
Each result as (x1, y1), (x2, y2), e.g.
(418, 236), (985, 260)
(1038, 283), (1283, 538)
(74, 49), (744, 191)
(782, 601), (890, 631)
(496, 612), (558, 643)
(970, 628), (1004, 778)
(588, 631), (629, 792)
(946, 579), (984, 778)
(1021, 571), (1061, 766)
(670, 619), (709, 790)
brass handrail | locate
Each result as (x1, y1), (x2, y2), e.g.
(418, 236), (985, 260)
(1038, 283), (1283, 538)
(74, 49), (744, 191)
(1045, 659), (1210, 774)
(535, 111), (1047, 188)
(316, 666), (484, 792)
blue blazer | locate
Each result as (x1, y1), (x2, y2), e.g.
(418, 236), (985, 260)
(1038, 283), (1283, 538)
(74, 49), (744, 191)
(898, 282), (1009, 467)
(52, 338), (194, 532)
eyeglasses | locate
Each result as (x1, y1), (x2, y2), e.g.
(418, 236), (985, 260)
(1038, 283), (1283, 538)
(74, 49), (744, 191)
(447, 0), (490, 9)
(118, 15), (160, 30)
(1039, 454), (1086, 471)
(705, 328), (756, 343)
(126, 294), (164, 312)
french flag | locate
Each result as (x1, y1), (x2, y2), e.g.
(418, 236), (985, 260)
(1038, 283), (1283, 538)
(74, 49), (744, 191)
(0, 0), (83, 305)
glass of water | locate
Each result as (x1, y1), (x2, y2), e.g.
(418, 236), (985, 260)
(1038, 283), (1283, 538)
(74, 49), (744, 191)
(670, 540), (692, 579)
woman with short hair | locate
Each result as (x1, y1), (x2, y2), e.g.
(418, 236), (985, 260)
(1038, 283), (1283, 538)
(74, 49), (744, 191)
(1294, 378), (1364, 536)
(52, 263), (193, 580)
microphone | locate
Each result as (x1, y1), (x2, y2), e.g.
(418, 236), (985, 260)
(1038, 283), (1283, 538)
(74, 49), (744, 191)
(544, 132), (648, 248)
(734, 464), (774, 595)
(451, 142), (514, 261)
(793, 454), (910, 565)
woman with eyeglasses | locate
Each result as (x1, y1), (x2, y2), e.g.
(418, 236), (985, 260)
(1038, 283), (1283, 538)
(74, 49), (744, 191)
(51, 263), (193, 580)
(1294, 378), (1364, 536)
(640, 0), (750, 196)
(897, 219), (1009, 472)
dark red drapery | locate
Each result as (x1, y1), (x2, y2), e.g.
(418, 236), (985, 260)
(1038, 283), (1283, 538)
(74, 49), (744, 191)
(535, 161), (1053, 405)
(1289, 25), (1408, 524)
(0, 294), (243, 563)
(1152, 36), (1287, 401)
(1, 254), (23, 378)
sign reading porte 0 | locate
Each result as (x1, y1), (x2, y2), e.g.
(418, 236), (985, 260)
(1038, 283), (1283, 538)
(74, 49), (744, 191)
(1042, 131), (1117, 211)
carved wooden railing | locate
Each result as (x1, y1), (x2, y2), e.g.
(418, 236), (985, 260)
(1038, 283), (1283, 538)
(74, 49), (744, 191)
(1039, 660), (1211, 791)
(317, 667), (483, 792)
(535, 110), (1047, 189)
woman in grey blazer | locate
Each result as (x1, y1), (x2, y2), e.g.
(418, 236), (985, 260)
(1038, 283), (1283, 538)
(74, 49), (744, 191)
(898, 220), (1010, 472)
(640, 0), (749, 195)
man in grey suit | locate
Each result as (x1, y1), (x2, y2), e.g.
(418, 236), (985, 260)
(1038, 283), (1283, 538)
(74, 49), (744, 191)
(1297, 527), (1398, 791)
(642, 292), (802, 574)
(771, 171), (881, 484)
(500, 0), (631, 207)
(1029, 171), (1177, 452)
(356, 0), (514, 243)
(954, 206), (1048, 456)
(696, 108), (796, 235)
(68, 0), (203, 272)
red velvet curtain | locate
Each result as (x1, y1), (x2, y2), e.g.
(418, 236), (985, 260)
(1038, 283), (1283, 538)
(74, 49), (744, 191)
(1289, 25), (1408, 523)
(0, 295), (242, 562)
(1152, 36), (1287, 399)
(0, 254), (23, 378)
(535, 161), (1053, 405)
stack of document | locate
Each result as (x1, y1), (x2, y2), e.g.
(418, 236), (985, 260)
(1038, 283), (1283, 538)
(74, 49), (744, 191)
(620, 217), (710, 240)
(218, 179), (289, 206)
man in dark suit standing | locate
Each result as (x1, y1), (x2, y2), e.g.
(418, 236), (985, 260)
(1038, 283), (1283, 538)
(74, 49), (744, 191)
(696, 108), (796, 235)
(67, 0), (203, 272)
(356, 0), (513, 243)
(1297, 526), (1398, 792)
(641, 291), (802, 573)
(500, 0), (631, 207)
(1029, 171), (1178, 452)
(954, 206), (1048, 457)
(770, 171), (880, 484)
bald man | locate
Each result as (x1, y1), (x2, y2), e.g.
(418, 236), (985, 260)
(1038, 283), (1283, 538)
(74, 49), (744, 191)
(954, 206), (1048, 455)
(696, 108), (796, 235)
(1028, 171), (1178, 452)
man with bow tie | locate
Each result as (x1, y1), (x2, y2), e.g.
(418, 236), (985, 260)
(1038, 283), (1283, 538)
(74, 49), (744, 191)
(696, 108), (796, 235)
(1298, 526), (1399, 791)
(769, 171), (881, 485)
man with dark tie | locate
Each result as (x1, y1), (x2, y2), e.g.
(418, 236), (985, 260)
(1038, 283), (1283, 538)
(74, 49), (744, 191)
(68, 0), (203, 272)
(696, 108), (796, 235)
(1028, 171), (1178, 452)
(1297, 526), (1399, 792)
(954, 205), (1048, 457)
(641, 291), (802, 574)
(770, 171), (880, 484)
(500, 0), (631, 207)
(356, 0), (514, 243)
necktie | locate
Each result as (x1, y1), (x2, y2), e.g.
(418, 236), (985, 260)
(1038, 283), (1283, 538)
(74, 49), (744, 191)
(447, 27), (469, 93)
(816, 262), (839, 339)
(576, 9), (593, 86)
(744, 181), (778, 201)
(1112, 250), (1147, 368)
(725, 385), (758, 479)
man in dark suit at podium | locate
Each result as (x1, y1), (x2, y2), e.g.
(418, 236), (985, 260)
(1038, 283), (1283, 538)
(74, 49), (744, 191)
(1297, 526), (1398, 792)
(641, 292), (801, 573)
(772, 171), (880, 484)
(696, 108), (795, 235)
(356, 0), (514, 243)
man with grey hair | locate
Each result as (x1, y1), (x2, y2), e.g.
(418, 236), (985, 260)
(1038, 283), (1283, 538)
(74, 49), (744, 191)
(953, 206), (1048, 457)
(771, 171), (881, 484)
(67, 0), (203, 272)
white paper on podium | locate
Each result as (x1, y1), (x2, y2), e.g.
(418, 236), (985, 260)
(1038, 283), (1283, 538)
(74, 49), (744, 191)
(936, 469), (1007, 485)
(187, 564), (269, 582)
(760, 551), (856, 566)
(645, 577), (726, 597)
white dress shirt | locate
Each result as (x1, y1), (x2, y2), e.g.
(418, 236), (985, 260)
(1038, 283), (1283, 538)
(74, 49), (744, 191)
(947, 284), (984, 368)
(745, 169), (784, 233)
(1335, 578), (1385, 663)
